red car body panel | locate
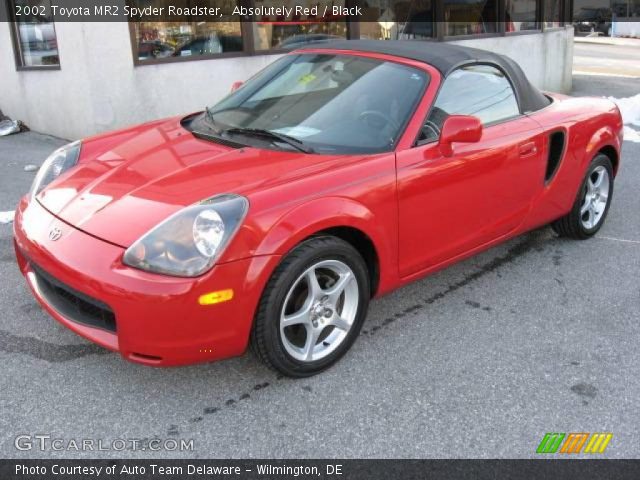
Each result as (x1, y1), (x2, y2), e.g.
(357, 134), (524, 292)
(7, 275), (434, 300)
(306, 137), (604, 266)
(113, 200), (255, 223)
(13, 49), (623, 366)
(14, 199), (281, 365)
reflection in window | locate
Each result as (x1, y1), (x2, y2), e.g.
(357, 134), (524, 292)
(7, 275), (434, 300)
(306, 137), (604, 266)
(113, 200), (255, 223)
(544, 0), (562, 26)
(133, 1), (242, 61)
(359, 1), (434, 40)
(251, 0), (347, 50)
(612, 0), (640, 17)
(506, 0), (539, 31)
(11, 0), (59, 67)
(419, 65), (519, 143)
(444, 0), (498, 36)
(207, 54), (428, 154)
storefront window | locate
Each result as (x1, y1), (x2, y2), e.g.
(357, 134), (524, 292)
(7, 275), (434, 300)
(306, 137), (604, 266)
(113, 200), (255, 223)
(611, 0), (627, 16)
(544, 0), (562, 26)
(251, 0), (347, 50)
(119, 0), (573, 66)
(614, 0), (640, 17)
(506, 0), (540, 31)
(359, 1), (434, 40)
(9, 0), (59, 67)
(444, 0), (498, 35)
(132, 0), (242, 62)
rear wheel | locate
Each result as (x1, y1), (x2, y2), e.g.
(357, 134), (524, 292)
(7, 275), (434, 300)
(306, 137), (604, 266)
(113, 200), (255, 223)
(251, 236), (370, 377)
(552, 154), (614, 239)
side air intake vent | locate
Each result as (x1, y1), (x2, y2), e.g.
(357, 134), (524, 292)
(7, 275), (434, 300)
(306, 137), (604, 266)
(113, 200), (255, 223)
(545, 131), (566, 182)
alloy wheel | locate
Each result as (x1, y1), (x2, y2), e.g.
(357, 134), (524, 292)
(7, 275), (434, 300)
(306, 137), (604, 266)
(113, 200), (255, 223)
(580, 165), (610, 229)
(280, 260), (359, 362)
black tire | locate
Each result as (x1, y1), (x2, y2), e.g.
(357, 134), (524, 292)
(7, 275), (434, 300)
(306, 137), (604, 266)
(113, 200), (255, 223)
(250, 236), (370, 377)
(552, 154), (614, 239)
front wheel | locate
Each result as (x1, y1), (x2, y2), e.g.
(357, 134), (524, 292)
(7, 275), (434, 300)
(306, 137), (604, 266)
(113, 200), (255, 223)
(250, 236), (370, 377)
(552, 154), (614, 239)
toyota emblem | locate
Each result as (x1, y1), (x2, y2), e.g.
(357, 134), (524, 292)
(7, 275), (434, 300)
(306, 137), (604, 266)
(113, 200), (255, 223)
(48, 227), (62, 241)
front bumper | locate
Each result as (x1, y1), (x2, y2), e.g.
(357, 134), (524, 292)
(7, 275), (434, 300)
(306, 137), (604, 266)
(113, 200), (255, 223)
(13, 198), (279, 366)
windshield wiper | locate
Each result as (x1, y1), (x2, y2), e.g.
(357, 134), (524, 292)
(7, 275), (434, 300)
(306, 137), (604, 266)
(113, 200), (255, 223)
(224, 127), (315, 154)
(204, 107), (222, 134)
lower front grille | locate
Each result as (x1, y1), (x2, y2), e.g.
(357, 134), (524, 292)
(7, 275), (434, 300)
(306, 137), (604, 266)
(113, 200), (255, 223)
(31, 263), (117, 333)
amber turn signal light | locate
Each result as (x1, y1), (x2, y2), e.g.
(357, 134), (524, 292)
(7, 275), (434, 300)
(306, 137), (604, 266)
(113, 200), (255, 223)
(198, 289), (234, 305)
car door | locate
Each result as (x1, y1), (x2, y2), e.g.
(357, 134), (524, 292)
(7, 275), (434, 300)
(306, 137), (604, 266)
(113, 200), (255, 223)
(396, 64), (546, 277)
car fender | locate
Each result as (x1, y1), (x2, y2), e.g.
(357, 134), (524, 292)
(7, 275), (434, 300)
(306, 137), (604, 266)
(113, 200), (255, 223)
(563, 123), (620, 215)
(253, 196), (397, 291)
(584, 124), (620, 170)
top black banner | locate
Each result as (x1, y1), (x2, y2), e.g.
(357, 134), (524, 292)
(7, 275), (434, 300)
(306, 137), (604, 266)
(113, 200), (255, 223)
(2, 0), (364, 22)
(1, 0), (638, 23)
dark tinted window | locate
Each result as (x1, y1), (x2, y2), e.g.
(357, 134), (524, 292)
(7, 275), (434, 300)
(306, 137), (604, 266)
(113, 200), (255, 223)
(419, 64), (519, 143)
(359, 0), (434, 40)
(444, 0), (498, 35)
(505, 0), (540, 31)
(133, 19), (243, 62)
(249, 2), (347, 51)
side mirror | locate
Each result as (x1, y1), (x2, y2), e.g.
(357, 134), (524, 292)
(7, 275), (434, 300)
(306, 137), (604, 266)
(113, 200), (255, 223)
(230, 81), (244, 92)
(439, 115), (483, 157)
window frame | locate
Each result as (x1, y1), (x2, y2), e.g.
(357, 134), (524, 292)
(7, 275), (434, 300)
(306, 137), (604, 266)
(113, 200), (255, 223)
(6, 0), (61, 71)
(414, 62), (523, 147)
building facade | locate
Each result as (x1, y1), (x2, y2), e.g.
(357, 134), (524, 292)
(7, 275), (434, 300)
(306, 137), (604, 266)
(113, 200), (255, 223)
(1, 0), (574, 139)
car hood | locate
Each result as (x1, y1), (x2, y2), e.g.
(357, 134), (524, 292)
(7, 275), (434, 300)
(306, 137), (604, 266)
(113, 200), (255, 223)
(37, 116), (334, 248)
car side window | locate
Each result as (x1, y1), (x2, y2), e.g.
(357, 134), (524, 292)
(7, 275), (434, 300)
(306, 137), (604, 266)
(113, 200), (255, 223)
(418, 64), (520, 144)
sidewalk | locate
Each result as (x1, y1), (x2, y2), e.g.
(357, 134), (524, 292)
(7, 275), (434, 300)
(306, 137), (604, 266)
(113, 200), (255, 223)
(574, 35), (640, 47)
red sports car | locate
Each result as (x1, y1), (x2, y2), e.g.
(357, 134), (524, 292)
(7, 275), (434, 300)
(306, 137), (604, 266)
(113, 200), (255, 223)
(14, 41), (623, 377)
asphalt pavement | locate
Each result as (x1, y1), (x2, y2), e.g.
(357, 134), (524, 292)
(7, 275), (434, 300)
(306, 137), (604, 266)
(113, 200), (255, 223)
(0, 59), (639, 459)
(574, 37), (640, 78)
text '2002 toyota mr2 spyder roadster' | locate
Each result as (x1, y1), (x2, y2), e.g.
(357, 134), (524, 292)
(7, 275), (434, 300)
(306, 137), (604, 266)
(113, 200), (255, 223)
(14, 41), (623, 377)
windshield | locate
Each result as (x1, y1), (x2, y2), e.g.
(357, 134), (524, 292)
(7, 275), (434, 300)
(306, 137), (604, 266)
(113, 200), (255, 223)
(205, 54), (429, 154)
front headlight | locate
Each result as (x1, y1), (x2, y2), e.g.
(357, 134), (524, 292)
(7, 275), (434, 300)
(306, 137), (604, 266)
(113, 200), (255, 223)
(29, 141), (81, 200)
(123, 194), (249, 277)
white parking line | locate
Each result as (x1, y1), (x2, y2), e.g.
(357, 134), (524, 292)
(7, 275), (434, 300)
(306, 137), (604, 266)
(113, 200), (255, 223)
(597, 235), (640, 245)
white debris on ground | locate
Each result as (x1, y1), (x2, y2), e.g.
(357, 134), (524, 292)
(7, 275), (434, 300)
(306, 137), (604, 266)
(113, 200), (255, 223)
(623, 126), (640, 143)
(0, 109), (29, 135)
(24, 164), (38, 172)
(607, 94), (640, 143)
(0, 210), (15, 224)
(0, 119), (21, 136)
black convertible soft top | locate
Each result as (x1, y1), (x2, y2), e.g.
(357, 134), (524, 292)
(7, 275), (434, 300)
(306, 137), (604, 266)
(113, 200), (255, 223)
(297, 40), (550, 114)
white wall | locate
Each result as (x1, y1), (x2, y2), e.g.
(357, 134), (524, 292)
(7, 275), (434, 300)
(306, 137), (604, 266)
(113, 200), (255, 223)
(0, 22), (279, 139)
(0, 23), (573, 140)
(614, 21), (640, 37)
(452, 27), (574, 94)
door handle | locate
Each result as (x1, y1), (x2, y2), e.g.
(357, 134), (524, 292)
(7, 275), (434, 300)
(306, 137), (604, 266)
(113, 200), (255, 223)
(519, 142), (537, 157)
